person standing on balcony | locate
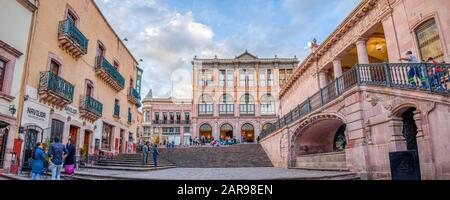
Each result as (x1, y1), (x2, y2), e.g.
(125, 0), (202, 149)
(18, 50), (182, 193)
(64, 138), (76, 180)
(428, 57), (445, 91)
(400, 51), (421, 87)
(142, 142), (149, 166)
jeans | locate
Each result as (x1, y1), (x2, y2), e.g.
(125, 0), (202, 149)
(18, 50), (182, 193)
(49, 162), (63, 180)
(143, 153), (148, 165)
(153, 157), (158, 167)
(31, 172), (42, 180)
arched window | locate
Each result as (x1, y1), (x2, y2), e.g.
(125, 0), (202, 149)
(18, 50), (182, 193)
(415, 18), (444, 62)
(241, 123), (255, 143)
(239, 94), (255, 115)
(260, 94), (275, 115)
(220, 123), (234, 140)
(198, 94), (213, 115)
(219, 94), (234, 115)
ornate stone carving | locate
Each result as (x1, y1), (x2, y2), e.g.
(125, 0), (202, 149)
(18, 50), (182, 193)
(365, 93), (382, 106)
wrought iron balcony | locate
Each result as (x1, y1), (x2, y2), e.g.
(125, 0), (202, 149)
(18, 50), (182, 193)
(38, 71), (75, 108)
(127, 88), (141, 105)
(58, 20), (88, 59)
(79, 95), (103, 122)
(95, 56), (125, 91)
(113, 104), (120, 118)
(260, 62), (450, 139)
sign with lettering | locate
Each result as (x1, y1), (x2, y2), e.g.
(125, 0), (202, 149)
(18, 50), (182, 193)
(389, 150), (421, 180)
(65, 106), (78, 116)
(22, 101), (50, 126)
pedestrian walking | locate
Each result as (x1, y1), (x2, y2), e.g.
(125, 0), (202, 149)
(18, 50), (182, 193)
(64, 138), (76, 180)
(142, 142), (149, 165)
(153, 144), (159, 169)
(31, 142), (47, 180)
(48, 137), (68, 180)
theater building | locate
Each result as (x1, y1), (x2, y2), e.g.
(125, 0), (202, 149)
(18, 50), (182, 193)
(0, 0), (37, 173)
(260, 0), (450, 179)
(141, 90), (192, 146)
(191, 52), (298, 143)
(17, 0), (142, 173)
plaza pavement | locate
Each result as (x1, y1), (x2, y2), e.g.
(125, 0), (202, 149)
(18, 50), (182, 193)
(73, 167), (358, 180)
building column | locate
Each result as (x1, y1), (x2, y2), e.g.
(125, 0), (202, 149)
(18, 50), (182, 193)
(319, 71), (328, 88)
(356, 38), (370, 64)
(333, 59), (343, 78)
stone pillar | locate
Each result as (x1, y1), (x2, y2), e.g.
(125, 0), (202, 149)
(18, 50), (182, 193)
(333, 59), (343, 78)
(388, 117), (407, 152)
(319, 71), (328, 88)
(356, 38), (370, 64)
(413, 111), (436, 179)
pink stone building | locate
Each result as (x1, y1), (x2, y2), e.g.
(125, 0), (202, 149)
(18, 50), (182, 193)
(260, 0), (450, 180)
(191, 52), (298, 143)
(141, 91), (192, 146)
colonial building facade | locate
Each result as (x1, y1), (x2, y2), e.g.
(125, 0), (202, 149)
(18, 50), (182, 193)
(192, 52), (298, 143)
(14, 0), (143, 173)
(260, 0), (450, 180)
(141, 91), (192, 146)
(0, 0), (37, 173)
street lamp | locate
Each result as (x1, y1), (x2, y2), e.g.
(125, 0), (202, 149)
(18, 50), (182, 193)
(9, 105), (16, 115)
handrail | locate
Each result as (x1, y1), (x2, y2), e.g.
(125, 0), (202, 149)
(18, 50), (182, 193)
(260, 62), (450, 139)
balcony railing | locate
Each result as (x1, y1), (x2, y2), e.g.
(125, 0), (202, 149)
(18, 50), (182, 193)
(128, 88), (141, 106)
(114, 104), (120, 118)
(95, 56), (125, 91)
(38, 71), (75, 107)
(58, 20), (88, 58)
(152, 120), (191, 125)
(80, 95), (103, 121)
(260, 62), (450, 139)
(239, 104), (255, 115)
(198, 104), (213, 115)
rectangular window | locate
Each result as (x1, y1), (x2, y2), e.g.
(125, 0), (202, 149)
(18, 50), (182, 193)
(184, 127), (190, 133)
(219, 104), (234, 115)
(155, 112), (159, 122)
(227, 69), (234, 87)
(185, 112), (190, 121)
(248, 69), (254, 86)
(101, 123), (113, 150)
(198, 69), (213, 86)
(416, 19), (445, 62)
(163, 112), (167, 123)
(169, 112), (174, 123)
(50, 60), (60, 75)
(145, 111), (150, 122)
(199, 104), (213, 115)
(219, 70), (226, 86)
(267, 69), (273, 86)
(144, 127), (151, 136)
(239, 69), (246, 86)
(50, 119), (64, 141)
(0, 59), (5, 91)
(260, 70), (266, 87)
(176, 112), (181, 124)
(240, 104), (255, 115)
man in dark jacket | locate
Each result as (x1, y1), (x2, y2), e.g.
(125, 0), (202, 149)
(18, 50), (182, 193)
(31, 142), (47, 180)
(48, 137), (67, 180)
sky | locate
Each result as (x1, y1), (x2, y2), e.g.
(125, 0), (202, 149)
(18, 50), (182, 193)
(95, 0), (362, 99)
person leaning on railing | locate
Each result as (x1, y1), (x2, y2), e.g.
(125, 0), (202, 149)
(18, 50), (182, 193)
(400, 51), (422, 87)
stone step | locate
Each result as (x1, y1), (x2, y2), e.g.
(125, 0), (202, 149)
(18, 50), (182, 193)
(81, 165), (175, 171)
(95, 162), (175, 168)
(295, 152), (347, 171)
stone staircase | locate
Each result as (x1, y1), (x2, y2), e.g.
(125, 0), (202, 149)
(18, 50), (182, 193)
(293, 152), (348, 171)
(81, 153), (176, 171)
(159, 144), (273, 168)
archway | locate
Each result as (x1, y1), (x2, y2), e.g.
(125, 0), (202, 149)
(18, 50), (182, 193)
(199, 124), (212, 142)
(290, 114), (347, 169)
(241, 123), (254, 143)
(220, 123), (233, 141)
(400, 108), (418, 151)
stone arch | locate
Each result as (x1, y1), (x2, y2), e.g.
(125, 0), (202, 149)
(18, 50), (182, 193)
(241, 123), (255, 143)
(219, 123), (234, 140)
(289, 113), (347, 166)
